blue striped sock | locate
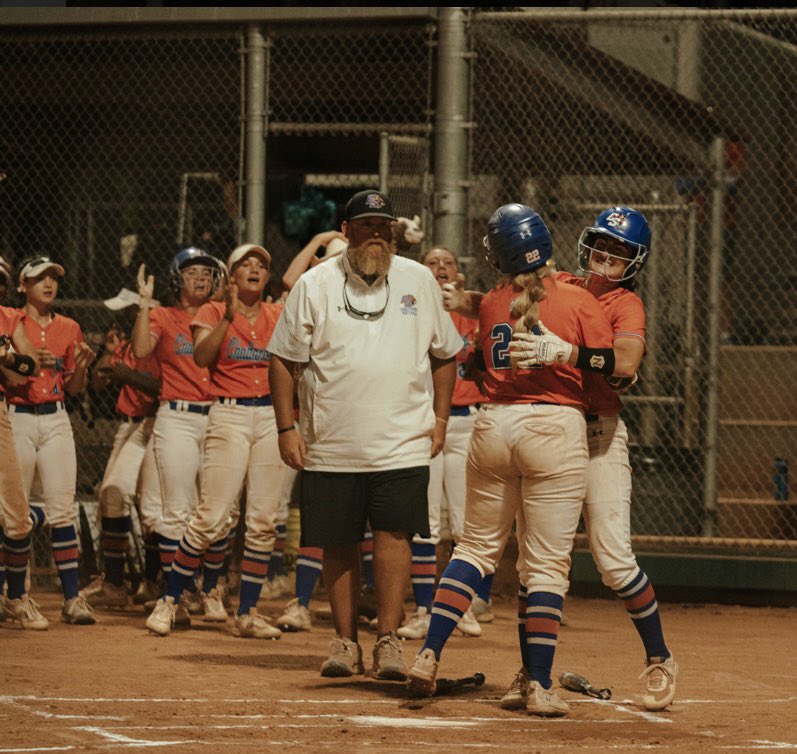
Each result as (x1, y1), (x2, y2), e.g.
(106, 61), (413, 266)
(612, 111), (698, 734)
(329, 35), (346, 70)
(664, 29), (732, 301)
(238, 547), (270, 614)
(165, 539), (202, 601)
(475, 573), (494, 603)
(268, 523), (286, 579)
(422, 558), (482, 660)
(410, 542), (437, 611)
(51, 525), (80, 600)
(616, 569), (669, 660)
(516, 584), (528, 667)
(28, 503), (46, 531)
(3, 532), (30, 600)
(525, 591), (564, 689)
(157, 533), (179, 576)
(295, 546), (323, 608)
(201, 536), (228, 592)
(143, 532), (161, 582)
(101, 516), (131, 587)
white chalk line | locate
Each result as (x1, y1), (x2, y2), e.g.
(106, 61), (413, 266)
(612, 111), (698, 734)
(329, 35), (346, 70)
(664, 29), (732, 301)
(0, 696), (124, 722)
(73, 727), (199, 748)
(0, 748), (76, 753)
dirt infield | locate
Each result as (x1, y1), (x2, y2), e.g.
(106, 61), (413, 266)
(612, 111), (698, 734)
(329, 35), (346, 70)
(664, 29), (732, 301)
(1, 591), (795, 753)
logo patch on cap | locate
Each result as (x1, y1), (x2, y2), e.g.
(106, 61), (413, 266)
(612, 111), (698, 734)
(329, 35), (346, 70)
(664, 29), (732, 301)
(366, 193), (386, 209)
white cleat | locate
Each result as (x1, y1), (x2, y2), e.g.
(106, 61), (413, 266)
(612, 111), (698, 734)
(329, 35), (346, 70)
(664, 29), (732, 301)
(526, 680), (569, 717)
(61, 596), (96, 625)
(640, 654), (678, 711)
(457, 606), (482, 637)
(276, 598), (312, 632)
(471, 596), (495, 623)
(200, 588), (228, 622)
(146, 598), (176, 636)
(232, 609), (281, 639)
(406, 648), (438, 697)
(4, 594), (49, 630)
(397, 607), (431, 640)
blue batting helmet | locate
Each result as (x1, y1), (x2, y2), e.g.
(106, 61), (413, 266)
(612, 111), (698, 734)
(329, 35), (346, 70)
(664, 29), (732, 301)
(168, 247), (221, 294)
(578, 206), (651, 282)
(483, 204), (553, 276)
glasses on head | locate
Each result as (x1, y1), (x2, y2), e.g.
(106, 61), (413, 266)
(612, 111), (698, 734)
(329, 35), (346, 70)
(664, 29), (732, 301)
(342, 273), (390, 321)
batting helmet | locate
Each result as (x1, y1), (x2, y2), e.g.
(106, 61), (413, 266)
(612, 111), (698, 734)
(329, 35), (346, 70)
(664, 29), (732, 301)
(168, 247), (221, 294)
(483, 203), (553, 275)
(578, 206), (651, 282)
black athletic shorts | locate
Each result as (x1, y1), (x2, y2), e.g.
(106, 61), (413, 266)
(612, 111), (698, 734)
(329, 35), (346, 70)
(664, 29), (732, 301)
(299, 466), (430, 547)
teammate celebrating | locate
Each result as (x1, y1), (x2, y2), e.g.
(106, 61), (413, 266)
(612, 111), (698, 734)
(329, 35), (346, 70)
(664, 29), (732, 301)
(507, 207), (678, 711)
(6, 256), (97, 625)
(398, 247), (487, 641)
(1, 300), (47, 629)
(146, 243), (284, 640)
(132, 247), (223, 624)
(406, 204), (613, 717)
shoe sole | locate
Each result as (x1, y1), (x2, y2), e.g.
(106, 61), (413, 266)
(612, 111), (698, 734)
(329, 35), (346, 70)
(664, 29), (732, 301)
(407, 673), (436, 697)
(201, 614), (228, 623)
(526, 706), (568, 717)
(277, 623), (309, 632)
(320, 663), (355, 677)
(374, 668), (408, 681)
(475, 614), (495, 623)
(499, 696), (526, 711)
(61, 617), (96, 625)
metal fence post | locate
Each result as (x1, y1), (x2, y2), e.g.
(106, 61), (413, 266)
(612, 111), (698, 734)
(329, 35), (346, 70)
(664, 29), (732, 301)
(702, 136), (726, 537)
(432, 7), (469, 256)
(245, 24), (267, 245)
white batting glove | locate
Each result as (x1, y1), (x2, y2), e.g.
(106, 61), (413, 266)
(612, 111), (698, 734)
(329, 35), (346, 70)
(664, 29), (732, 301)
(510, 320), (573, 368)
(441, 273), (466, 312)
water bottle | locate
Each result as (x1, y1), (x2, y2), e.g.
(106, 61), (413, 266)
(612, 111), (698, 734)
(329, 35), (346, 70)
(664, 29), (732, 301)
(774, 457), (789, 501)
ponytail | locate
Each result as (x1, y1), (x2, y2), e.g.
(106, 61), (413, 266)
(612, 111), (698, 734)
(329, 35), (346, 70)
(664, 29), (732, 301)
(510, 261), (554, 333)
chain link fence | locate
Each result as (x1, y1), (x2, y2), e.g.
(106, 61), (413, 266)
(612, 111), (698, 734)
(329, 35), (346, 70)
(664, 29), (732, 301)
(469, 9), (797, 553)
(1, 10), (795, 585)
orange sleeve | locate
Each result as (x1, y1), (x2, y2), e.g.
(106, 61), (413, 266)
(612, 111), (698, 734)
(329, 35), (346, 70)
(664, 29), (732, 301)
(191, 301), (221, 330)
(612, 294), (646, 342)
(578, 296), (614, 349)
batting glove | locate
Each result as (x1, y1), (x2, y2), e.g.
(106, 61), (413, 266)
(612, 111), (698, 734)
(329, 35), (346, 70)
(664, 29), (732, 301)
(510, 321), (573, 368)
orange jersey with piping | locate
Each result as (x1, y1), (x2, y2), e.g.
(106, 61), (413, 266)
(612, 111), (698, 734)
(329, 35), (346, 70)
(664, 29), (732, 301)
(556, 271), (646, 416)
(191, 300), (283, 399)
(450, 310), (486, 407)
(6, 313), (82, 405)
(110, 340), (160, 418)
(478, 276), (613, 408)
(148, 306), (212, 402)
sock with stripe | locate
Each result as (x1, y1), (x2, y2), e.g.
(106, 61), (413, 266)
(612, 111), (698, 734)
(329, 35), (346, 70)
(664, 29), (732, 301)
(238, 547), (270, 614)
(157, 533), (179, 577)
(101, 516), (131, 587)
(267, 522), (287, 580)
(165, 538), (203, 601)
(359, 529), (374, 589)
(201, 536), (228, 593)
(516, 583), (528, 664)
(421, 558), (482, 660)
(3, 532), (31, 600)
(525, 591), (564, 689)
(28, 503), (46, 531)
(143, 531), (161, 583)
(475, 573), (494, 603)
(51, 525), (80, 600)
(410, 542), (437, 611)
(219, 527), (236, 580)
(616, 568), (669, 660)
(295, 546), (323, 609)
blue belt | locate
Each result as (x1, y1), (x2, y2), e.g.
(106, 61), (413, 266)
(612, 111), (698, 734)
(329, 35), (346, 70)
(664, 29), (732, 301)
(218, 396), (272, 407)
(450, 404), (477, 417)
(12, 402), (64, 415)
(168, 400), (211, 415)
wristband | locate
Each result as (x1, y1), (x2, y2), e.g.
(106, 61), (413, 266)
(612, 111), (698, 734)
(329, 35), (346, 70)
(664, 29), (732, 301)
(435, 417), (448, 424)
(277, 425), (296, 435)
(575, 347), (615, 376)
(7, 352), (35, 376)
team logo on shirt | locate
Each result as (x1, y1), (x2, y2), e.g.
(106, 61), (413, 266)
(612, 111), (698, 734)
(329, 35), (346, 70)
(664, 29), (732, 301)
(400, 294), (417, 316)
(226, 337), (270, 362)
(174, 334), (194, 356)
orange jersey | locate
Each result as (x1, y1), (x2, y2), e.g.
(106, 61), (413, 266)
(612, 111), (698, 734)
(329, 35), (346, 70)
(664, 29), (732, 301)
(478, 276), (613, 408)
(6, 313), (83, 405)
(556, 271), (646, 416)
(0, 305), (23, 393)
(191, 301), (283, 399)
(450, 311), (486, 407)
(111, 341), (161, 418)
(148, 306), (212, 402)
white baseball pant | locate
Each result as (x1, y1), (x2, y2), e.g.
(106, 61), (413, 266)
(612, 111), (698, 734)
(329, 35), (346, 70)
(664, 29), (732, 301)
(152, 401), (207, 541)
(414, 408), (476, 545)
(100, 417), (155, 518)
(453, 403), (588, 597)
(8, 404), (78, 528)
(182, 402), (283, 553)
(0, 401), (32, 539)
(582, 415), (638, 591)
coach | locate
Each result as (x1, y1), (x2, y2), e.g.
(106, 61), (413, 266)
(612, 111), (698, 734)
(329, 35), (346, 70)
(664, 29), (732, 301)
(268, 189), (461, 681)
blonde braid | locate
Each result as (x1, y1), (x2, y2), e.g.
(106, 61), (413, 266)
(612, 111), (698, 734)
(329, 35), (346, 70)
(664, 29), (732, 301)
(510, 261), (554, 334)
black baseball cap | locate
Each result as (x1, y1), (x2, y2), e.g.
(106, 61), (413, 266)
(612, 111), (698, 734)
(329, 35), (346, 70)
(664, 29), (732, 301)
(345, 190), (397, 222)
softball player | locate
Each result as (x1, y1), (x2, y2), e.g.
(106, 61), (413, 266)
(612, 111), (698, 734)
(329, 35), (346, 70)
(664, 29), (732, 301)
(146, 243), (284, 640)
(132, 247), (225, 624)
(1, 303), (48, 629)
(6, 256), (97, 625)
(407, 204), (613, 717)
(507, 207), (677, 711)
(81, 318), (162, 609)
(398, 247), (486, 641)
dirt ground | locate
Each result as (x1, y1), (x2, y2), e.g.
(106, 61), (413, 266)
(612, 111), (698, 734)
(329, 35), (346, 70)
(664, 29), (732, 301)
(1, 589), (795, 753)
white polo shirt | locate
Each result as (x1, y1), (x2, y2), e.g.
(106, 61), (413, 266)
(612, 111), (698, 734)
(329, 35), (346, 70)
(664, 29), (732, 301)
(268, 251), (462, 472)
